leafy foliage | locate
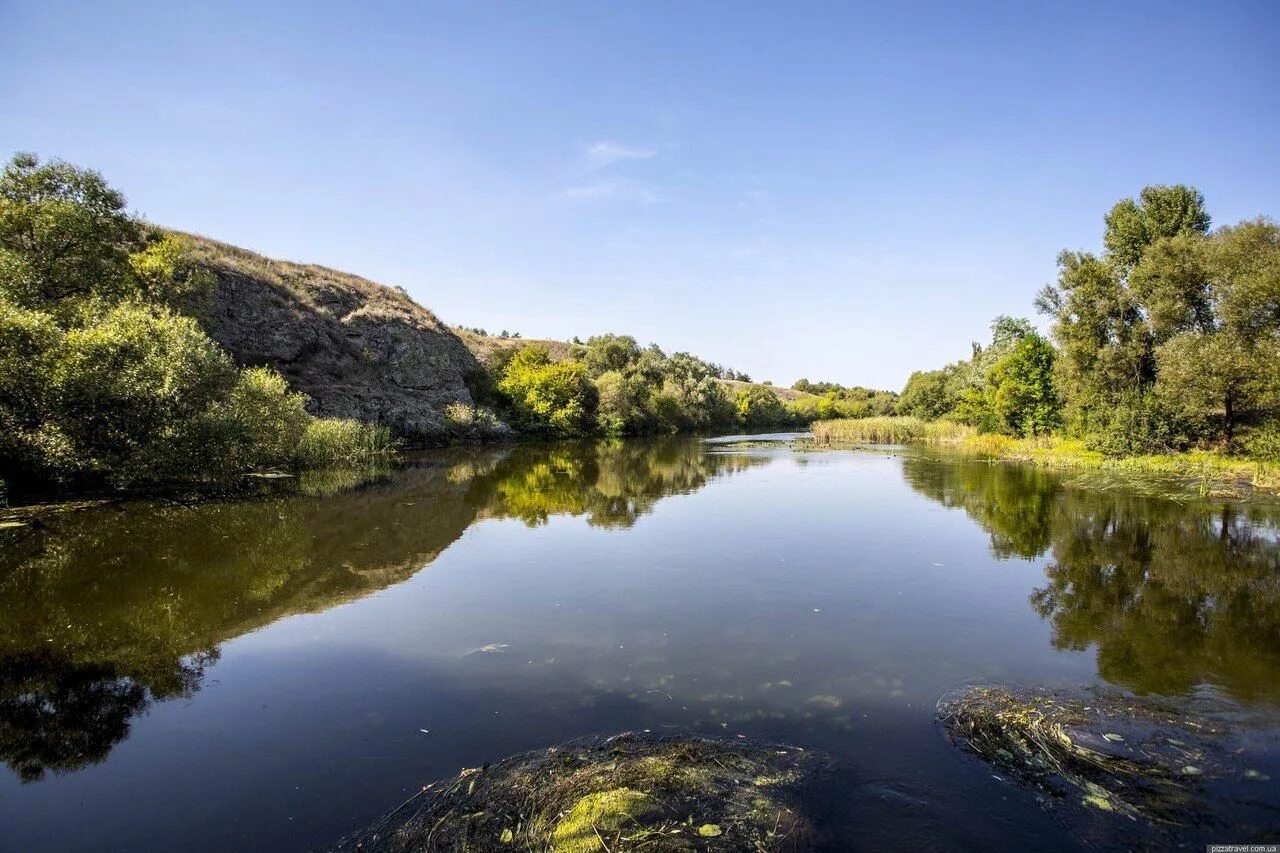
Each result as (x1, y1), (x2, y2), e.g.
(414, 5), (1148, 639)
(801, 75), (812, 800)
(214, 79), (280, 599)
(497, 346), (598, 436)
(1038, 185), (1280, 451)
(0, 154), (391, 495)
(901, 184), (1277, 456)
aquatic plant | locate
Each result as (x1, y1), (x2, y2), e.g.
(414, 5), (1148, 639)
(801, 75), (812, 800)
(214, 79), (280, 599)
(333, 733), (825, 852)
(938, 685), (1279, 836)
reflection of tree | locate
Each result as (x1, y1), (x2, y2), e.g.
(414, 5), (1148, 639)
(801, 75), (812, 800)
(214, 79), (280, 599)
(0, 652), (213, 782)
(904, 455), (1280, 703)
(479, 439), (766, 529)
(902, 455), (1058, 559)
(1032, 499), (1280, 703)
(0, 438), (765, 779)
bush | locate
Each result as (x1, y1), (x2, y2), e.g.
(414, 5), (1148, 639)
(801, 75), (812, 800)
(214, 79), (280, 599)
(1244, 422), (1280, 462)
(444, 401), (508, 441)
(735, 385), (789, 427)
(220, 366), (313, 470)
(497, 346), (597, 436)
(47, 302), (240, 487)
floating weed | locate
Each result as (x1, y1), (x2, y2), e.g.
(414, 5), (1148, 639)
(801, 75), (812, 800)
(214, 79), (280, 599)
(334, 732), (827, 852)
(939, 684), (1280, 835)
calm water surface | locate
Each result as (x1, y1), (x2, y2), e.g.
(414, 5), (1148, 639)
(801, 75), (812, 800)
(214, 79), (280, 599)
(2, 437), (1278, 850)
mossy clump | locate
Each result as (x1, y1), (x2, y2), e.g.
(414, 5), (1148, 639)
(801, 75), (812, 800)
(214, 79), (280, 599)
(939, 685), (1280, 838)
(333, 732), (827, 852)
(551, 788), (657, 853)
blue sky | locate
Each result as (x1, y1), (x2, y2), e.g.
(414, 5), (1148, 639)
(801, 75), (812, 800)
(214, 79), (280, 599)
(3, 1), (1277, 389)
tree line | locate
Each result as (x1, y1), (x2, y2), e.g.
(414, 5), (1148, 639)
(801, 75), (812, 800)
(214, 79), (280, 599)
(895, 185), (1279, 456)
(465, 334), (802, 437)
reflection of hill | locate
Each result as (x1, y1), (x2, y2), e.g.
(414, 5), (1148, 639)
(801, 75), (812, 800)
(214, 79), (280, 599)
(903, 455), (1280, 704)
(0, 439), (766, 780)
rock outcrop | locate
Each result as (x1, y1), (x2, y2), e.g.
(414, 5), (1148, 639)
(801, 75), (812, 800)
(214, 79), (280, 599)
(189, 236), (494, 446)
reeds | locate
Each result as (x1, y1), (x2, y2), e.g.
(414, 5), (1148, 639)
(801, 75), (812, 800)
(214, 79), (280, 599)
(811, 416), (974, 446)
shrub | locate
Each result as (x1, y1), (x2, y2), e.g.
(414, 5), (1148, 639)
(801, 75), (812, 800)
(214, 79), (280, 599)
(220, 367), (313, 470)
(47, 302), (241, 487)
(444, 401), (507, 441)
(735, 385), (789, 427)
(497, 346), (597, 436)
(1244, 422), (1280, 462)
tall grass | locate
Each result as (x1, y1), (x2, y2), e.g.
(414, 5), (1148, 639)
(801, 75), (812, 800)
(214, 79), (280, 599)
(812, 416), (974, 446)
(295, 418), (397, 467)
(813, 417), (1280, 496)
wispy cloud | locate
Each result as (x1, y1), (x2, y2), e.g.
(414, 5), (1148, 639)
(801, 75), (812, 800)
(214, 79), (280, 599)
(561, 177), (667, 204)
(585, 140), (656, 169)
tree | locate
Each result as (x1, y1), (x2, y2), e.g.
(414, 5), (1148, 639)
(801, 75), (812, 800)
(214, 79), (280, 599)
(0, 153), (385, 493)
(0, 153), (143, 309)
(1036, 185), (1214, 448)
(497, 345), (597, 436)
(898, 368), (955, 419)
(1156, 333), (1279, 445)
(1103, 184), (1210, 271)
(735, 385), (788, 427)
(986, 334), (1061, 437)
(581, 334), (642, 377)
(595, 368), (650, 435)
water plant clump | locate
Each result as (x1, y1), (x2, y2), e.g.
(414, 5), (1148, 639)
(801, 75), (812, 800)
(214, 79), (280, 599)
(938, 685), (1280, 837)
(333, 732), (826, 852)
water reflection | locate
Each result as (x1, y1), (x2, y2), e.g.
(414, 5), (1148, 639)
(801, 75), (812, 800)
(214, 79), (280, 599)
(904, 455), (1280, 704)
(0, 438), (765, 781)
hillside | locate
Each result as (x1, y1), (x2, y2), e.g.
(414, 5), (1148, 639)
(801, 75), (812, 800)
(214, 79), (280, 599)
(184, 235), (812, 445)
(189, 236), (492, 446)
(451, 328), (575, 364)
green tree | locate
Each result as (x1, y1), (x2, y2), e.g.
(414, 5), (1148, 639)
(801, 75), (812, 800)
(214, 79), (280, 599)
(0, 153), (143, 309)
(1156, 332), (1279, 445)
(497, 345), (598, 436)
(595, 368), (651, 435)
(0, 153), (388, 494)
(985, 333), (1061, 436)
(580, 334), (642, 377)
(898, 369), (955, 419)
(1036, 185), (1214, 449)
(734, 385), (788, 427)
(1103, 184), (1210, 272)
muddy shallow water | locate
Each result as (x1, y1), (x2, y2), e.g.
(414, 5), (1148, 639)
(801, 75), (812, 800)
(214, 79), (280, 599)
(2, 437), (1277, 850)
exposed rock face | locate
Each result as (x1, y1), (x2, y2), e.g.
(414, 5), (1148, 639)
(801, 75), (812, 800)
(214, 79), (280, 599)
(189, 237), (497, 446)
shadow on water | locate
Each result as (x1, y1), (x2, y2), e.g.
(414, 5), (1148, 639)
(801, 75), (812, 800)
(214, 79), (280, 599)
(902, 453), (1280, 706)
(0, 438), (766, 782)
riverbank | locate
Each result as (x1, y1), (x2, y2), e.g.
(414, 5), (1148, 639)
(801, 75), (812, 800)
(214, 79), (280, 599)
(809, 417), (1280, 498)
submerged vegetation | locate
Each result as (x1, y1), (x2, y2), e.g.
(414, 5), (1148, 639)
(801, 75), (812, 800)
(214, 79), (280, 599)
(334, 733), (825, 852)
(0, 154), (391, 499)
(940, 685), (1279, 840)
